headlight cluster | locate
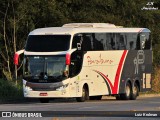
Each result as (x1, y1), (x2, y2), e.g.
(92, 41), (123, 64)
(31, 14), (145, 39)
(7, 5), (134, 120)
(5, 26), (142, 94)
(24, 85), (33, 91)
(56, 83), (69, 91)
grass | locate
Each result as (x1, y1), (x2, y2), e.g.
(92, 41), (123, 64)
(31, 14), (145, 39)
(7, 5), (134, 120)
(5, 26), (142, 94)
(140, 91), (160, 95)
(152, 67), (160, 93)
(0, 79), (24, 102)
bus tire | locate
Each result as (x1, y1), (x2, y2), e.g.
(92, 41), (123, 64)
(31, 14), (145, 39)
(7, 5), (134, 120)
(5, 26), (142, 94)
(39, 98), (49, 103)
(76, 86), (89, 102)
(116, 95), (121, 100)
(121, 82), (131, 100)
(131, 83), (139, 100)
(90, 96), (96, 100)
(95, 95), (102, 100)
(90, 95), (102, 100)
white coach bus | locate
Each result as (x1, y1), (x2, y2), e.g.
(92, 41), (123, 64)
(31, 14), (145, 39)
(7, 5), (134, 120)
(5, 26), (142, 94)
(14, 23), (152, 103)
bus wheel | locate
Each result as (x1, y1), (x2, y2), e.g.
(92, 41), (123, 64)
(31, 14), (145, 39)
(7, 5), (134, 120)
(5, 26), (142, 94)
(96, 95), (102, 100)
(39, 98), (49, 103)
(90, 96), (96, 100)
(76, 86), (89, 102)
(90, 96), (102, 100)
(131, 83), (139, 100)
(116, 95), (121, 100)
(121, 82), (131, 100)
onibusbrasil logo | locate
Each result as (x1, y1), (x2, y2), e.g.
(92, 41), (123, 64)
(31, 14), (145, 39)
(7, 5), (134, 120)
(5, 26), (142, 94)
(1, 112), (42, 118)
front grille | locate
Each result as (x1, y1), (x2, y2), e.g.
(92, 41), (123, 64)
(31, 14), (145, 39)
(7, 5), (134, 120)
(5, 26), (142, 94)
(26, 81), (63, 91)
(32, 88), (56, 91)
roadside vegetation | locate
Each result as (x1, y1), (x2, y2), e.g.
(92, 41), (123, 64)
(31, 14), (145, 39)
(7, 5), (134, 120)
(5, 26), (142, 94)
(0, 79), (23, 102)
(152, 67), (160, 93)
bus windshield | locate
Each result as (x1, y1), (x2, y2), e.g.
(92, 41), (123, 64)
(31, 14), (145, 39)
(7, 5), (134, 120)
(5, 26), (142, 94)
(23, 56), (66, 82)
(25, 35), (71, 52)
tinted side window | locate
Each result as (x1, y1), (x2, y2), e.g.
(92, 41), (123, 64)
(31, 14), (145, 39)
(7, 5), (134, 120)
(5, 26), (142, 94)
(72, 35), (81, 49)
(94, 33), (127, 50)
(72, 32), (150, 51)
(82, 34), (92, 51)
(72, 33), (93, 51)
(110, 33), (127, 50)
(144, 34), (151, 49)
(136, 33), (151, 50)
(140, 33), (151, 50)
(92, 33), (104, 50)
(125, 33), (137, 50)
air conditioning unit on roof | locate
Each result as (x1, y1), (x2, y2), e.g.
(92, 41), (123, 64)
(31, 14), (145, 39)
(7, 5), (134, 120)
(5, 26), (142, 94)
(62, 23), (119, 28)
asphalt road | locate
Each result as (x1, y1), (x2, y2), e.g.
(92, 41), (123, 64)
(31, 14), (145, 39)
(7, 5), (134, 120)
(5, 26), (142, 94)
(0, 96), (160, 120)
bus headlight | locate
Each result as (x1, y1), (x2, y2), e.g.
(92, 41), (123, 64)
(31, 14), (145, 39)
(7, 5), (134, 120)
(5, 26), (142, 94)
(56, 83), (69, 91)
(24, 85), (33, 91)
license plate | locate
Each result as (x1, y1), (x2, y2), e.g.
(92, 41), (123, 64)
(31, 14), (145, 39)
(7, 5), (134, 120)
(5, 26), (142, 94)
(39, 93), (48, 96)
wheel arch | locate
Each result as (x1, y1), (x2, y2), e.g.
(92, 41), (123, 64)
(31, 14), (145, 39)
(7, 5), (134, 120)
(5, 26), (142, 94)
(76, 82), (89, 102)
(83, 83), (89, 94)
(125, 78), (132, 89)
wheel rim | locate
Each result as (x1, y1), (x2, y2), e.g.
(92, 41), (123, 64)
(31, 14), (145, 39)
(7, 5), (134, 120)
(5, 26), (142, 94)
(133, 85), (138, 95)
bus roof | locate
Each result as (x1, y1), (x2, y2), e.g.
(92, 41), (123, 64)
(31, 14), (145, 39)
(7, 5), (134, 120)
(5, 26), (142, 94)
(29, 23), (150, 35)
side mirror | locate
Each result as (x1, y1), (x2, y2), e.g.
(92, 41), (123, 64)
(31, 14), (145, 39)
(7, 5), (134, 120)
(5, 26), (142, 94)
(77, 43), (81, 50)
(65, 53), (71, 65)
(14, 49), (24, 65)
(14, 53), (19, 65)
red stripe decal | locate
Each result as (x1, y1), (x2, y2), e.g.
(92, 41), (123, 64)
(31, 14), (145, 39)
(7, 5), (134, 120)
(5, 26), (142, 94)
(93, 70), (113, 92)
(93, 50), (127, 94)
(113, 50), (127, 94)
